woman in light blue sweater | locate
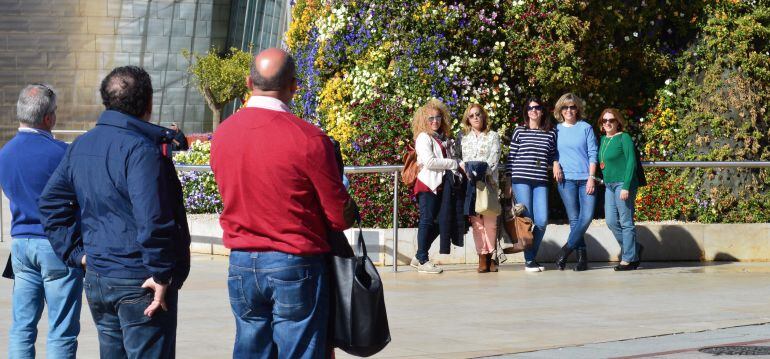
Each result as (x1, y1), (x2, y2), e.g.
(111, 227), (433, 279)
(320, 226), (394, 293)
(552, 93), (598, 271)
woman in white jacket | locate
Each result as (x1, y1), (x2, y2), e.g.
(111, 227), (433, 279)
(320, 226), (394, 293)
(409, 99), (462, 274)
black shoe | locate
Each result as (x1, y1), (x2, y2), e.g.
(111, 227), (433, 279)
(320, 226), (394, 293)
(573, 248), (588, 271)
(555, 245), (573, 271)
(614, 263), (636, 271)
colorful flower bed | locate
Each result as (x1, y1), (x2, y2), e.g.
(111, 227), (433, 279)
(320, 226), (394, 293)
(174, 140), (223, 214)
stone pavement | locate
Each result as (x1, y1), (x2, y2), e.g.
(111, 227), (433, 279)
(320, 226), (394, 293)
(1, 241), (770, 358)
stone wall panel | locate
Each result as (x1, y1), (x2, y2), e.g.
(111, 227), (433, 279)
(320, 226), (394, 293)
(0, 0), (240, 143)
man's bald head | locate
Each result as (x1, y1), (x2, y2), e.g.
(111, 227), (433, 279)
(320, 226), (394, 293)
(249, 48), (296, 92)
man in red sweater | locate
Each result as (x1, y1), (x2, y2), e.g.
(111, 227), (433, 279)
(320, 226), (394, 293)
(211, 48), (356, 358)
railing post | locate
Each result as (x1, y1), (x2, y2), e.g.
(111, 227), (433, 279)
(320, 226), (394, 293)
(392, 171), (399, 272)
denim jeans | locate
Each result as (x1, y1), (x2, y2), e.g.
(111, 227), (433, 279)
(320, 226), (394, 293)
(228, 251), (328, 359)
(83, 272), (178, 359)
(416, 191), (441, 263)
(605, 182), (639, 262)
(557, 179), (596, 250)
(512, 182), (549, 262)
(9, 237), (83, 359)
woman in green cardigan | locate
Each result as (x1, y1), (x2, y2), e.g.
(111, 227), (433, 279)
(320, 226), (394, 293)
(598, 108), (642, 271)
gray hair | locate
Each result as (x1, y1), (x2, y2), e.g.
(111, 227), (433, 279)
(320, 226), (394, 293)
(16, 83), (57, 126)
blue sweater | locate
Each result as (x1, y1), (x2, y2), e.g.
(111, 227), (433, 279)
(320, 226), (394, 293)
(0, 130), (67, 238)
(556, 121), (598, 180)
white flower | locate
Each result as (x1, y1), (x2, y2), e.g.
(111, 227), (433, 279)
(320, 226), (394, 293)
(633, 32), (639, 37)
(624, 36), (630, 41)
(665, 79), (672, 85)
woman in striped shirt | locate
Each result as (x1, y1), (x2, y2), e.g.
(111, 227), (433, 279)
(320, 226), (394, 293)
(506, 97), (558, 272)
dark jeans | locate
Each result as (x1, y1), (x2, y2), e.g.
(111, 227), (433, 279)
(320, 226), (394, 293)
(228, 251), (328, 359)
(83, 272), (178, 359)
(416, 191), (441, 263)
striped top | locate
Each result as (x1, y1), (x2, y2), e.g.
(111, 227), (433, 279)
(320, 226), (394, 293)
(506, 126), (557, 183)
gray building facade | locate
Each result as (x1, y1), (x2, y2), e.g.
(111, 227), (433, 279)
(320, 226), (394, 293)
(0, 0), (291, 143)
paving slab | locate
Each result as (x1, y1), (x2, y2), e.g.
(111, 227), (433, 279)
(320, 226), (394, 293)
(1, 241), (770, 358)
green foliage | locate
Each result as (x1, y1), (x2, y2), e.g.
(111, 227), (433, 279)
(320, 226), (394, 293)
(183, 47), (252, 129)
(640, 1), (770, 223)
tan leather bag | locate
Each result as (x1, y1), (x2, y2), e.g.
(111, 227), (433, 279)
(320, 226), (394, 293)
(503, 212), (534, 254)
(401, 145), (419, 187)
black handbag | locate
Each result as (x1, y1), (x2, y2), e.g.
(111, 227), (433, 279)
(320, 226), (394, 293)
(328, 224), (391, 357)
(2, 255), (13, 279)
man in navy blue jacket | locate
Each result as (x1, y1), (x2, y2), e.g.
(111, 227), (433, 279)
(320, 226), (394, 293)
(39, 66), (191, 359)
(0, 83), (84, 358)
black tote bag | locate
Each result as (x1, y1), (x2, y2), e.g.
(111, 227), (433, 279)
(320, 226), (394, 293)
(328, 225), (391, 357)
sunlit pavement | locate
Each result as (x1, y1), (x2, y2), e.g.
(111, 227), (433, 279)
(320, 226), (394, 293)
(1, 241), (769, 358)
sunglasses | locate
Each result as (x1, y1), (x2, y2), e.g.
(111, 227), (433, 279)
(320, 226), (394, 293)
(602, 118), (617, 124)
(561, 105), (578, 111)
(427, 116), (443, 123)
(468, 112), (482, 118)
(527, 105), (544, 111)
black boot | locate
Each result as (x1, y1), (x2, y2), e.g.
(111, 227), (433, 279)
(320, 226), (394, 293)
(555, 244), (573, 271)
(573, 248), (588, 271)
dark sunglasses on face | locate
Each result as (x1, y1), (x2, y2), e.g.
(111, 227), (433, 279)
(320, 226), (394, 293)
(527, 105), (544, 111)
(468, 112), (482, 118)
(602, 118), (617, 124)
(561, 105), (578, 111)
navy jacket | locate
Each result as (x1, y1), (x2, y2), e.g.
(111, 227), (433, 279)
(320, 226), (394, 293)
(39, 110), (191, 288)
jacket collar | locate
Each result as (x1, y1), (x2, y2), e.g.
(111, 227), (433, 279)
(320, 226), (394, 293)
(96, 110), (174, 144)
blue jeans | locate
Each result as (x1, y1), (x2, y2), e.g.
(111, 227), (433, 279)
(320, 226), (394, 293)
(9, 237), (83, 359)
(557, 179), (596, 250)
(228, 251), (328, 359)
(605, 182), (639, 262)
(416, 191), (441, 263)
(83, 272), (178, 359)
(512, 181), (549, 262)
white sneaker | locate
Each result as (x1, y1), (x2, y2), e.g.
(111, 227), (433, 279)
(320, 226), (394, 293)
(417, 261), (443, 274)
(410, 256), (420, 269)
(525, 261), (542, 272)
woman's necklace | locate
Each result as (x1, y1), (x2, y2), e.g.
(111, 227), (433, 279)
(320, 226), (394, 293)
(600, 134), (618, 170)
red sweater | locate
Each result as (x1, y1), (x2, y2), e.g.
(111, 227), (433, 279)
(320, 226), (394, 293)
(211, 107), (351, 255)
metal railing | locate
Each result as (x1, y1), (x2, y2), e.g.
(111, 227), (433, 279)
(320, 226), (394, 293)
(2, 162), (770, 272)
(51, 130), (87, 136)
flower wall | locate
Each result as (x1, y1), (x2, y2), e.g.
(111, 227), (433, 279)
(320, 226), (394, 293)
(287, 0), (768, 226)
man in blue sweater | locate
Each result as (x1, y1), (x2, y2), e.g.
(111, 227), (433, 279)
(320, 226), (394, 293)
(0, 84), (84, 358)
(39, 66), (191, 358)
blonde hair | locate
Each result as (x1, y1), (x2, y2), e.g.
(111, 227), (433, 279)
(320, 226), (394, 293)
(598, 108), (626, 133)
(412, 98), (452, 140)
(461, 103), (489, 134)
(553, 93), (586, 122)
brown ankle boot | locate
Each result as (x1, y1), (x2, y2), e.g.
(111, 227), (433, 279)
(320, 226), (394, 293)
(477, 254), (489, 273)
(488, 254), (498, 272)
